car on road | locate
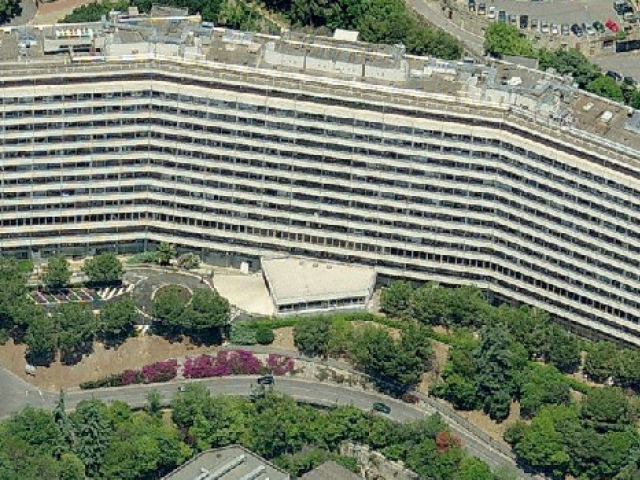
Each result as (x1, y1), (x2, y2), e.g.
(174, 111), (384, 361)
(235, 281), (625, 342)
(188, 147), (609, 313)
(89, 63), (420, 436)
(372, 402), (391, 414)
(571, 23), (584, 36)
(593, 21), (605, 33)
(606, 18), (621, 32)
(478, 3), (486, 15)
(488, 6), (496, 19)
(561, 23), (570, 35)
(519, 14), (529, 29)
(540, 21), (550, 33)
(551, 23), (559, 35)
(498, 10), (507, 23)
(606, 70), (624, 82)
(257, 375), (275, 385)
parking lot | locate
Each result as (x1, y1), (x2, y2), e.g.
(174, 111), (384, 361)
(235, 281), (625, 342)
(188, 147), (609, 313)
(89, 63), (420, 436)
(455, 0), (638, 49)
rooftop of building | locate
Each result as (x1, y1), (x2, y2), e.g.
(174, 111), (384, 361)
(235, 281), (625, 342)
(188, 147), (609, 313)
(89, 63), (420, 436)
(299, 461), (361, 480)
(261, 256), (376, 306)
(161, 445), (290, 480)
(1, 7), (640, 167)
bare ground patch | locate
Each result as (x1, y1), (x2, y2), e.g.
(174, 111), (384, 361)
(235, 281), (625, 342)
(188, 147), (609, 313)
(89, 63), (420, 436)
(0, 335), (215, 391)
(452, 401), (521, 448)
(271, 326), (296, 352)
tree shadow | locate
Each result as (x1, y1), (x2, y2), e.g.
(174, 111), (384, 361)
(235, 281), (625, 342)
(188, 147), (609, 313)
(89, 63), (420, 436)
(60, 342), (95, 366)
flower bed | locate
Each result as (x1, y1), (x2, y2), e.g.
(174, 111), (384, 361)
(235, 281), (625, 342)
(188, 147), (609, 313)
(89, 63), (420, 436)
(80, 359), (178, 390)
(183, 350), (295, 379)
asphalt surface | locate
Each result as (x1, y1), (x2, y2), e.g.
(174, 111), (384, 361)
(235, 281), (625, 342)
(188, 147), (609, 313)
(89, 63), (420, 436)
(0, 375), (520, 473)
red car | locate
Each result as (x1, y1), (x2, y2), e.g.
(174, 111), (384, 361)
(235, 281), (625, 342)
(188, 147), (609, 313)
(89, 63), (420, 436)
(605, 19), (620, 32)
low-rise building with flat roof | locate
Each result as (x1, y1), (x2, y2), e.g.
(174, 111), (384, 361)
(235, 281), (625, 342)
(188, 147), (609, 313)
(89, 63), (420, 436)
(162, 445), (290, 480)
(261, 257), (377, 315)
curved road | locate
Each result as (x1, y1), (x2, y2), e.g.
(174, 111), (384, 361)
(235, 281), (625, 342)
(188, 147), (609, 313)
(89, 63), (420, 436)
(3, 375), (523, 475)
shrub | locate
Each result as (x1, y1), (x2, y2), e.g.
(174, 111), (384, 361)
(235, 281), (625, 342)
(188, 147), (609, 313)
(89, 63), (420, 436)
(177, 253), (201, 270)
(126, 251), (161, 264)
(229, 324), (258, 345)
(183, 350), (265, 379)
(255, 325), (275, 345)
(142, 359), (178, 383)
(266, 354), (295, 375)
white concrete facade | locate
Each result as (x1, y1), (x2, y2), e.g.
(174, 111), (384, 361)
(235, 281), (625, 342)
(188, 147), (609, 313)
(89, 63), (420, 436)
(1, 58), (640, 344)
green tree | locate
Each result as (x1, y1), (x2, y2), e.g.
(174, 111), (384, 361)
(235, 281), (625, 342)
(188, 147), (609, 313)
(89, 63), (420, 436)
(147, 391), (162, 418)
(580, 387), (633, 433)
(327, 317), (354, 356)
(70, 400), (111, 477)
(546, 326), (580, 373)
(99, 298), (138, 346)
(380, 280), (414, 318)
(409, 282), (451, 326)
(484, 23), (534, 58)
(171, 383), (214, 430)
(24, 310), (58, 366)
(43, 255), (71, 290)
(538, 48), (601, 88)
(474, 324), (527, 421)
(0, 0), (20, 23)
(514, 412), (570, 478)
(82, 253), (123, 286)
(151, 285), (188, 337)
(293, 317), (332, 357)
(58, 453), (86, 480)
(586, 76), (624, 103)
(3, 407), (62, 456)
(519, 364), (571, 419)
(584, 341), (619, 383)
(180, 289), (230, 343)
(53, 303), (98, 363)
(453, 456), (494, 480)
(156, 242), (177, 266)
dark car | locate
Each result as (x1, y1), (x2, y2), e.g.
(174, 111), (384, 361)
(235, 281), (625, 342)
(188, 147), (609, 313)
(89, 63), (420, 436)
(373, 402), (391, 414)
(519, 14), (529, 29)
(624, 76), (638, 87)
(468, 0), (476, 11)
(606, 70), (623, 82)
(478, 2), (486, 14)
(257, 374), (275, 385)
(593, 21), (605, 33)
(571, 23), (584, 36)
(498, 10), (507, 23)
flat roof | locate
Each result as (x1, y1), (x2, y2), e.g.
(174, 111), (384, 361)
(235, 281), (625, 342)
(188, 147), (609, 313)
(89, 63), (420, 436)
(261, 257), (376, 306)
(300, 461), (361, 480)
(162, 445), (290, 480)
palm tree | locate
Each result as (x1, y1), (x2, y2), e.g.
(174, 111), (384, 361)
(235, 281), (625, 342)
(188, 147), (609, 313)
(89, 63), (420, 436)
(156, 242), (176, 266)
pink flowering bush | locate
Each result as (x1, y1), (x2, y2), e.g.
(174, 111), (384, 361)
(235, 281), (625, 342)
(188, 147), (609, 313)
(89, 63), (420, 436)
(184, 350), (264, 378)
(142, 359), (178, 383)
(266, 354), (295, 376)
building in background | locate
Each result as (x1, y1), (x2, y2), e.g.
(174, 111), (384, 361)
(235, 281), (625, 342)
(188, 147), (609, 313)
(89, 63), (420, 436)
(2, 11), (640, 345)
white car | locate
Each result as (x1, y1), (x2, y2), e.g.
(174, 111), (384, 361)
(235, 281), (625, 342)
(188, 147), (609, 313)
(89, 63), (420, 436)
(584, 23), (596, 36)
(551, 24), (559, 35)
(488, 6), (496, 19)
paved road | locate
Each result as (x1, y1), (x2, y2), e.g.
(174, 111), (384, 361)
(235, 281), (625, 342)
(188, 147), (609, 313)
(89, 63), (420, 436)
(0, 363), (49, 414)
(406, 0), (486, 56)
(8, 376), (519, 473)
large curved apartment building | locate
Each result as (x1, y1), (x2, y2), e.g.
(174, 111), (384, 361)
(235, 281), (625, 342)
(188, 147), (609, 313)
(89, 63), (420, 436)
(3, 11), (640, 344)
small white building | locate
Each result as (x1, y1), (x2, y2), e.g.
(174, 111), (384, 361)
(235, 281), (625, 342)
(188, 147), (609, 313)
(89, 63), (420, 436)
(261, 256), (376, 316)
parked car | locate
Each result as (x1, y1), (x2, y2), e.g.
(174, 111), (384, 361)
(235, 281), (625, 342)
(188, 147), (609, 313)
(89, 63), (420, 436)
(468, 0), (476, 12)
(372, 402), (391, 414)
(540, 21), (550, 33)
(561, 23), (570, 35)
(488, 5), (496, 19)
(571, 23), (584, 36)
(509, 14), (517, 25)
(478, 3), (486, 15)
(614, 0), (633, 16)
(498, 10), (507, 23)
(519, 14), (529, 29)
(593, 20), (605, 32)
(605, 18), (621, 32)
(551, 23), (560, 35)
(607, 70), (624, 82)
(624, 76), (638, 87)
(583, 22), (597, 35)
(531, 18), (539, 30)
